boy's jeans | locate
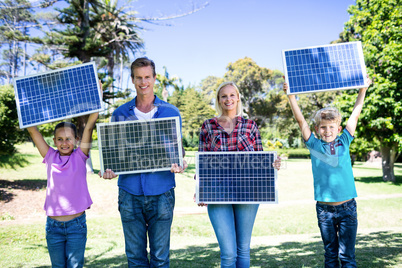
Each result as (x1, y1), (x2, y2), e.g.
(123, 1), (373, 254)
(118, 187), (175, 268)
(316, 199), (358, 268)
(46, 212), (87, 268)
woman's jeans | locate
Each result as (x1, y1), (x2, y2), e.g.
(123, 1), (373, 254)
(208, 204), (259, 268)
(46, 212), (87, 268)
(316, 199), (358, 268)
(118, 187), (175, 268)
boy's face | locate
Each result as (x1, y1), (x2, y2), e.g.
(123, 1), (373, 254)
(53, 127), (78, 156)
(315, 119), (342, 143)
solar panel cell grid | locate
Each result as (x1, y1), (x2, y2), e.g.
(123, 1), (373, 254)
(196, 152), (277, 204)
(14, 62), (102, 128)
(97, 117), (183, 175)
(282, 42), (368, 95)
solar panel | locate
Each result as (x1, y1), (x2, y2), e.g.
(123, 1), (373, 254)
(196, 151), (278, 204)
(13, 62), (103, 128)
(282, 41), (368, 95)
(97, 117), (183, 175)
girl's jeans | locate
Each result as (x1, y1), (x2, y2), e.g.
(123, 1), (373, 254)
(46, 212), (87, 268)
(208, 204), (259, 268)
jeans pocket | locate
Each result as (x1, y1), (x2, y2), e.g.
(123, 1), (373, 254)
(346, 204), (358, 221)
(158, 189), (175, 221)
(118, 189), (135, 222)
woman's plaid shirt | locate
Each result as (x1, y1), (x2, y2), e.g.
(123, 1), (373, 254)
(198, 116), (263, 152)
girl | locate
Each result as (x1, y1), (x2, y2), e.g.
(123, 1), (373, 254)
(198, 82), (280, 268)
(27, 111), (98, 268)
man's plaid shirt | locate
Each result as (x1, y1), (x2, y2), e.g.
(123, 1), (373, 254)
(198, 116), (263, 152)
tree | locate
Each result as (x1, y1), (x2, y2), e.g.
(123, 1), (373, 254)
(0, 0), (38, 83)
(223, 57), (273, 121)
(339, 0), (401, 182)
(0, 85), (27, 155)
(169, 86), (215, 147)
(155, 66), (180, 101)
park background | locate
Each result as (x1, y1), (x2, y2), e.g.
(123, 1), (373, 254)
(0, 0), (401, 267)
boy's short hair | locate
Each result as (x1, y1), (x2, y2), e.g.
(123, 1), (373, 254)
(313, 107), (342, 126)
(130, 57), (156, 78)
(54, 122), (77, 137)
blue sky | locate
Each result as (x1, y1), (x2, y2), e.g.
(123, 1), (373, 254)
(132, 0), (355, 86)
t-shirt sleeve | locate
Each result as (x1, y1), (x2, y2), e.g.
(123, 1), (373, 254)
(339, 128), (354, 146)
(76, 147), (90, 162)
(304, 133), (317, 149)
(42, 147), (56, 164)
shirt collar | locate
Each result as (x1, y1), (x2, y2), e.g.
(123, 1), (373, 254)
(129, 95), (163, 110)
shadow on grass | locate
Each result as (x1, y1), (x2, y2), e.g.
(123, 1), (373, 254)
(9, 231), (399, 268)
(355, 176), (402, 185)
(81, 231), (401, 267)
(0, 154), (30, 169)
(0, 179), (46, 203)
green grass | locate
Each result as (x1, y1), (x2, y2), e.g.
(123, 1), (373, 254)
(1, 143), (401, 267)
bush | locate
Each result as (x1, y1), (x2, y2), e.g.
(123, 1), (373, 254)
(275, 148), (310, 159)
(0, 85), (27, 155)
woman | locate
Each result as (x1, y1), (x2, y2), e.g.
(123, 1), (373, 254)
(198, 81), (280, 268)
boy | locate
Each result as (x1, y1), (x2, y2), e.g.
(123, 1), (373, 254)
(283, 77), (371, 268)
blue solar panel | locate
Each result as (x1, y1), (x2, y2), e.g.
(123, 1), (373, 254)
(97, 117), (183, 175)
(196, 152), (278, 204)
(282, 42), (368, 95)
(13, 62), (103, 128)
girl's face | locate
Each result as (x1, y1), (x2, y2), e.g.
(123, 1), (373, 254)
(53, 127), (78, 156)
(218, 85), (239, 114)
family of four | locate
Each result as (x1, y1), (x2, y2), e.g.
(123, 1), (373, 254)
(27, 57), (371, 268)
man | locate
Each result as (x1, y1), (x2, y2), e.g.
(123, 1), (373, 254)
(101, 57), (186, 267)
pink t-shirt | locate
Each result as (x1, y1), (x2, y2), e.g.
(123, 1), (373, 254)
(43, 147), (93, 216)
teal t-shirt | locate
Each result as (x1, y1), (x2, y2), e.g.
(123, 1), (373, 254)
(305, 128), (357, 202)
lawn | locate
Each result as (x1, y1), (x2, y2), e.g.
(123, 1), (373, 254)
(0, 143), (401, 267)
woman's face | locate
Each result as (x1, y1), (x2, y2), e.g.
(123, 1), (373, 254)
(218, 85), (239, 114)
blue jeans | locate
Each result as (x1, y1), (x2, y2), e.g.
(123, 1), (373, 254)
(45, 212), (87, 268)
(316, 199), (358, 268)
(208, 204), (259, 268)
(118, 188), (175, 268)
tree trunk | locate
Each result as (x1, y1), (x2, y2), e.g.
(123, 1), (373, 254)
(380, 145), (396, 182)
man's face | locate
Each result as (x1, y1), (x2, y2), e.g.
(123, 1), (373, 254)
(131, 66), (156, 97)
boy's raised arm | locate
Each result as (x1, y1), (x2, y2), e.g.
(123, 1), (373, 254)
(284, 83), (312, 141)
(27, 126), (50, 158)
(345, 77), (372, 136)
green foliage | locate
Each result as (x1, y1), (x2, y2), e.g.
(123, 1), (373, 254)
(223, 57), (274, 124)
(338, 0), (402, 180)
(0, 85), (27, 155)
(169, 86), (215, 142)
(349, 136), (380, 162)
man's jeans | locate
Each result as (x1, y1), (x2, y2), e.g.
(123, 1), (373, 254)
(316, 199), (358, 268)
(46, 212), (87, 268)
(208, 204), (259, 268)
(119, 188), (175, 268)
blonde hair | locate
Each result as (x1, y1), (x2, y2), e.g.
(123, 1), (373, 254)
(214, 82), (243, 117)
(313, 107), (342, 126)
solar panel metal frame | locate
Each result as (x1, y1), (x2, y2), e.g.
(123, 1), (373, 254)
(282, 41), (368, 95)
(13, 62), (103, 129)
(97, 117), (183, 175)
(196, 151), (278, 204)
